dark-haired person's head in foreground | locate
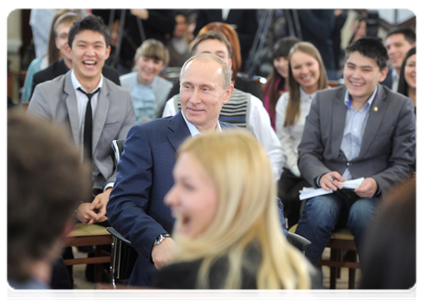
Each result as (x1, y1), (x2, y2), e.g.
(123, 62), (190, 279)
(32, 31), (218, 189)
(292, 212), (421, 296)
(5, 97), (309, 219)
(152, 130), (317, 289)
(8, 111), (91, 289)
(360, 178), (415, 289)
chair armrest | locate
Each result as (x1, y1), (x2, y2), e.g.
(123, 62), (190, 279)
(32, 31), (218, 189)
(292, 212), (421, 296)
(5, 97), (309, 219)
(107, 227), (133, 246)
(287, 231), (311, 252)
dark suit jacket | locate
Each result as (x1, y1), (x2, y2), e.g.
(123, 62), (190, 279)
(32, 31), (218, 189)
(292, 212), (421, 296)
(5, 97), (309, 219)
(193, 9), (258, 69)
(297, 9), (336, 71)
(107, 112), (236, 286)
(30, 59), (121, 100)
(298, 84), (415, 195)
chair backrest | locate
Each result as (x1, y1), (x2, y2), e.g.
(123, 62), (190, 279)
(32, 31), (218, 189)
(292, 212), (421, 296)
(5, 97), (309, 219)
(94, 284), (313, 300)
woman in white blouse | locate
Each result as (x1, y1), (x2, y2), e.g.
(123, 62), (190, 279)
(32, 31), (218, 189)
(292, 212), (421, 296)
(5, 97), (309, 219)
(275, 42), (329, 229)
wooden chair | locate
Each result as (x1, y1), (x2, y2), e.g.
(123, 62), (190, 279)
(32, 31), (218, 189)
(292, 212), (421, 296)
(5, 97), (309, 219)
(290, 224), (359, 289)
(63, 223), (112, 283)
(94, 283), (313, 300)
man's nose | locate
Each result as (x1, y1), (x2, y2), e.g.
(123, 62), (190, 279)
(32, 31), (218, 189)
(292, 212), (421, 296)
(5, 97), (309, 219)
(189, 89), (201, 104)
(85, 45), (95, 56)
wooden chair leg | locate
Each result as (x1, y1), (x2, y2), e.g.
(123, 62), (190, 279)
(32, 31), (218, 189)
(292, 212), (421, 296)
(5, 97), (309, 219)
(336, 250), (342, 279)
(329, 248), (338, 289)
(348, 250), (357, 289)
(94, 245), (103, 283)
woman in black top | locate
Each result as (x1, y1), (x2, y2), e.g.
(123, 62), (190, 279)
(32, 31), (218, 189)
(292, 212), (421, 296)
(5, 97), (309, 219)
(152, 130), (319, 289)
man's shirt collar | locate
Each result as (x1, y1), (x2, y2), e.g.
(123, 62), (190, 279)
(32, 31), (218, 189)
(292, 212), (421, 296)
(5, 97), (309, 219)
(181, 110), (222, 137)
(344, 85), (378, 110)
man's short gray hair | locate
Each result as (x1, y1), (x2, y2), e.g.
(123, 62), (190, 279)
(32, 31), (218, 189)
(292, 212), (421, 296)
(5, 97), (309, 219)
(180, 53), (233, 89)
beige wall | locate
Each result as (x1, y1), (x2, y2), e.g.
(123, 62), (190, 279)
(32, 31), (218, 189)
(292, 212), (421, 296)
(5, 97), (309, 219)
(7, 9), (22, 104)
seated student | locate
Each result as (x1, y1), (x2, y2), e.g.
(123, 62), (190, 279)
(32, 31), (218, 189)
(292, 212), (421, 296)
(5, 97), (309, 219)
(295, 37), (415, 267)
(262, 36), (300, 130)
(28, 14), (136, 226)
(152, 130), (320, 289)
(8, 110), (91, 289)
(120, 39), (173, 123)
(21, 9), (73, 104)
(360, 178), (415, 289)
(275, 42), (330, 229)
(30, 12), (121, 100)
(398, 46), (420, 173)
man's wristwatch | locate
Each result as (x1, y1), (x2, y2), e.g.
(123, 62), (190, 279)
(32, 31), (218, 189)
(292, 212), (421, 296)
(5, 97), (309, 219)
(154, 233), (170, 245)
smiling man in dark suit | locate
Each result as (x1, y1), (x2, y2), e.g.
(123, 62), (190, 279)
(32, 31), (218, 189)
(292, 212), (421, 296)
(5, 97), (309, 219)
(28, 14), (135, 224)
(295, 37), (415, 267)
(107, 53), (237, 287)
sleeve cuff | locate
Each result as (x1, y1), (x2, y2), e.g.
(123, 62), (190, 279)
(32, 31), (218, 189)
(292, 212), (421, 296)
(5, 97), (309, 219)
(104, 182), (114, 192)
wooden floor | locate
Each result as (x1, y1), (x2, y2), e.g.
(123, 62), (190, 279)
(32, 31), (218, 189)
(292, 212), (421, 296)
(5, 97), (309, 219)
(72, 247), (361, 289)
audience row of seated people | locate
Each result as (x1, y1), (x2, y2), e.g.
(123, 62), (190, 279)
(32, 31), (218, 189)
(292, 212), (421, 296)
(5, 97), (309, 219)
(10, 10), (416, 290)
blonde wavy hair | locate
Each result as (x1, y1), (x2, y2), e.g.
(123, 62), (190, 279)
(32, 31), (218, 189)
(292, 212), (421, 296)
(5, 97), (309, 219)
(170, 129), (313, 289)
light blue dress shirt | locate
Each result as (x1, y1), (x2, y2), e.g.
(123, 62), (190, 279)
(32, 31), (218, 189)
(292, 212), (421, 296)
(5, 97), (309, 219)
(340, 87), (378, 179)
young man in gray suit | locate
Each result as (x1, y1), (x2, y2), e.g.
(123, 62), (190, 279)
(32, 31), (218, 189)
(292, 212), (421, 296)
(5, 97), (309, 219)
(28, 15), (136, 225)
(295, 37), (415, 266)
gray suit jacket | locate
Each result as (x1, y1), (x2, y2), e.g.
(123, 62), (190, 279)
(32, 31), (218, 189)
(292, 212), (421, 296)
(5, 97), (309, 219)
(298, 84), (415, 195)
(28, 71), (136, 191)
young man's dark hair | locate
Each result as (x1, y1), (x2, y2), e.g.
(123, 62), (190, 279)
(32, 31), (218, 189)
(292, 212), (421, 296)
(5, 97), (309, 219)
(8, 110), (91, 286)
(345, 37), (389, 70)
(386, 27), (416, 45)
(68, 14), (111, 48)
(189, 30), (232, 57)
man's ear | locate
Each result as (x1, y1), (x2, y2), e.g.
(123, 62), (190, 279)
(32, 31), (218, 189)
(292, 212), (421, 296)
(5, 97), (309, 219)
(379, 67), (389, 82)
(65, 44), (72, 57)
(223, 84), (234, 104)
(105, 45), (111, 60)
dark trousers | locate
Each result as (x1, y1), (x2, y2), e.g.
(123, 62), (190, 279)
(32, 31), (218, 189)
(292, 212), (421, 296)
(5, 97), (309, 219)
(277, 168), (310, 228)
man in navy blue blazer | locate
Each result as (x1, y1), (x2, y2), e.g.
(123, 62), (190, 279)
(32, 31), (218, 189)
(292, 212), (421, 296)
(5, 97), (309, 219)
(107, 53), (238, 287)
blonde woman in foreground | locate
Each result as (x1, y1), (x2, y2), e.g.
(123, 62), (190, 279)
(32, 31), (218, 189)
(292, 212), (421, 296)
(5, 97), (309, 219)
(151, 130), (320, 289)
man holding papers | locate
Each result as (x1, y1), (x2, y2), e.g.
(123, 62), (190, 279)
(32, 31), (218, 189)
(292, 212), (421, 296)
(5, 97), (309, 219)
(295, 37), (415, 266)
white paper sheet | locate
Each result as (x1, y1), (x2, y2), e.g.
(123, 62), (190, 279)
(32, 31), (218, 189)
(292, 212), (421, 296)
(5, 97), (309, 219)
(299, 177), (365, 200)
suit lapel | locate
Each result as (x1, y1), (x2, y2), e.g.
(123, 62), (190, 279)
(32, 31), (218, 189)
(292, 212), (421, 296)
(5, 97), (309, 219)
(331, 87), (348, 157)
(167, 111), (191, 152)
(359, 85), (386, 157)
(64, 73), (80, 145)
(92, 80), (110, 153)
